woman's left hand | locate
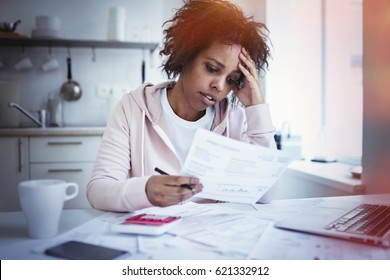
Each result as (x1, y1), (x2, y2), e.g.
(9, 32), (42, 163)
(235, 48), (265, 106)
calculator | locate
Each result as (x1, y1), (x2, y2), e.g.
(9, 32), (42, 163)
(110, 213), (182, 235)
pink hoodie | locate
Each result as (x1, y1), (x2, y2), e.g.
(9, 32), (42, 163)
(87, 82), (276, 212)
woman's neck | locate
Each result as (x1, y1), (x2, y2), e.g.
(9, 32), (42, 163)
(166, 86), (205, 121)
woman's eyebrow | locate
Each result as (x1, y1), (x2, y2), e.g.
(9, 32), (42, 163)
(205, 57), (242, 75)
(205, 57), (225, 68)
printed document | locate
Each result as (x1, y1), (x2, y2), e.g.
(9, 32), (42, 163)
(181, 128), (293, 203)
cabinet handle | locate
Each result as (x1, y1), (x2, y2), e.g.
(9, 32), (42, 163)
(18, 137), (23, 173)
(48, 169), (83, 173)
(47, 141), (83, 145)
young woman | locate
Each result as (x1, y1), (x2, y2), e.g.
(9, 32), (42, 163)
(87, 0), (276, 212)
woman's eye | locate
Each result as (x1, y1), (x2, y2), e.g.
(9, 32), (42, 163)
(227, 78), (237, 86)
(227, 76), (241, 86)
(206, 64), (218, 73)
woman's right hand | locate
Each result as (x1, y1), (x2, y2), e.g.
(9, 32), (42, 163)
(145, 175), (203, 207)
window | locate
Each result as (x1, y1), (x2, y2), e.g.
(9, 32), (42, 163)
(265, 0), (362, 164)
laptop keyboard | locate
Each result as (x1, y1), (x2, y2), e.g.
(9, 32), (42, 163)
(325, 203), (390, 237)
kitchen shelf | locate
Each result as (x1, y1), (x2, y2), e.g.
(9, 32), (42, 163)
(0, 37), (159, 52)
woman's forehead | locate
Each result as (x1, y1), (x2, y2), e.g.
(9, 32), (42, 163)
(200, 42), (241, 68)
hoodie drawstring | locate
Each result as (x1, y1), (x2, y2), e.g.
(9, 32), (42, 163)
(141, 110), (145, 177)
(226, 113), (230, 138)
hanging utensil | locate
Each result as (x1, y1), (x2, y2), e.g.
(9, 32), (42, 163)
(141, 50), (145, 83)
(60, 57), (82, 101)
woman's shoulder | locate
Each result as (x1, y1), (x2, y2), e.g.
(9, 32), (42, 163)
(129, 81), (175, 96)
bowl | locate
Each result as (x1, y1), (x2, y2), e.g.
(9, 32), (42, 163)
(0, 20), (21, 32)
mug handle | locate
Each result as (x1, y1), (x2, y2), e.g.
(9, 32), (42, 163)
(64, 182), (79, 201)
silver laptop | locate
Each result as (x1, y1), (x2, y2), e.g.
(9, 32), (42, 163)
(274, 200), (390, 247)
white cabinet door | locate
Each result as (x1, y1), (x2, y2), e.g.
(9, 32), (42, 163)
(30, 162), (94, 209)
(29, 136), (101, 209)
(29, 136), (100, 163)
(0, 137), (29, 211)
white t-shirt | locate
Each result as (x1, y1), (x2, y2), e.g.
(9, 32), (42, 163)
(161, 88), (215, 166)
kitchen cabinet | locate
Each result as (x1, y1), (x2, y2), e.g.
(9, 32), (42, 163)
(0, 135), (101, 211)
(0, 137), (29, 212)
(29, 136), (101, 209)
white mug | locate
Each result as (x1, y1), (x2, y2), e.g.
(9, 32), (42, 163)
(42, 57), (59, 72)
(14, 57), (33, 71)
(18, 179), (78, 239)
(35, 15), (61, 31)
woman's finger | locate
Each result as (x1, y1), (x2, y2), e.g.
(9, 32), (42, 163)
(146, 175), (202, 207)
(239, 50), (258, 78)
(238, 62), (257, 87)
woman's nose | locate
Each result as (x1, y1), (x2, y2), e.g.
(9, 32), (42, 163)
(211, 77), (225, 93)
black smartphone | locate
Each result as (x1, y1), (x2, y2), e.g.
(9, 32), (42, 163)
(45, 240), (128, 260)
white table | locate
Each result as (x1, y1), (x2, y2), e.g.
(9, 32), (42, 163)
(1, 195), (389, 260)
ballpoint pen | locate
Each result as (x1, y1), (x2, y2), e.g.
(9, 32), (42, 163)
(154, 167), (194, 192)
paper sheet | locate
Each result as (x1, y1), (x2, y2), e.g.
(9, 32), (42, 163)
(247, 224), (390, 260)
(169, 213), (270, 258)
(181, 128), (294, 203)
(126, 202), (271, 258)
(251, 198), (324, 221)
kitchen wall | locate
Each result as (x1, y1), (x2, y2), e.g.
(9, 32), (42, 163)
(0, 0), (264, 128)
(265, 0), (363, 161)
(0, 0), (181, 127)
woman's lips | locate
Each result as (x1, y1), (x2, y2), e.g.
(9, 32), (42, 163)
(200, 92), (216, 106)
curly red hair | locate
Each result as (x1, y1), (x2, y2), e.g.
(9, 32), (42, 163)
(160, 0), (270, 79)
